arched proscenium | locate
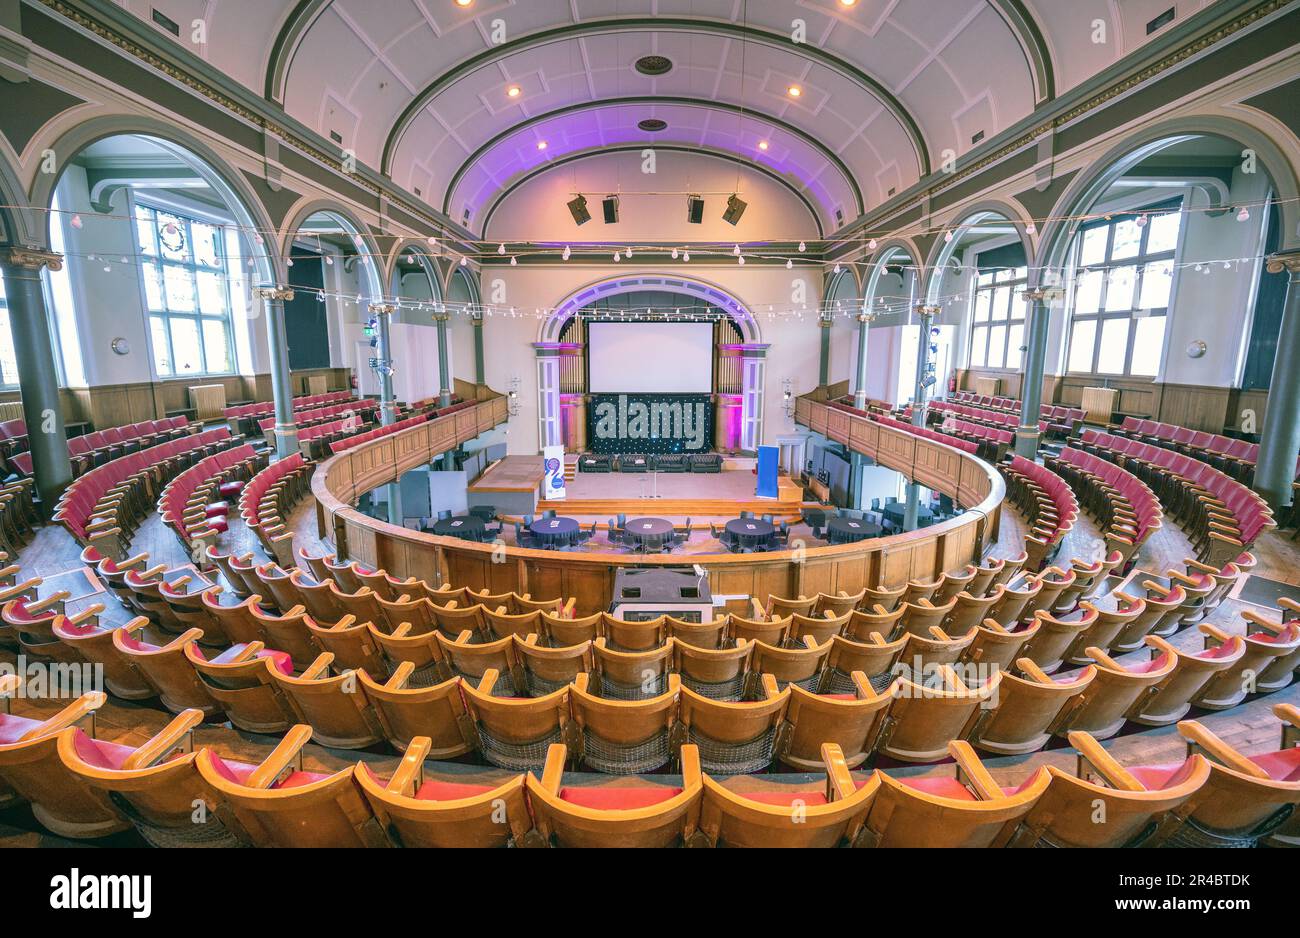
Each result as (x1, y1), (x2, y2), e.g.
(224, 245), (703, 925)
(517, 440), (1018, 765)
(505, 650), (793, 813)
(536, 276), (764, 453)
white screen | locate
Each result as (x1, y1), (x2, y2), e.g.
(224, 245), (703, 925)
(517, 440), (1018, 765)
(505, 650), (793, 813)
(587, 322), (714, 393)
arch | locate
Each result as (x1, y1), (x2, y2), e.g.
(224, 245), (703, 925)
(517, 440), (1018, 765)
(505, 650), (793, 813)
(825, 266), (862, 315)
(370, 18), (930, 181)
(989, 0), (1056, 104)
(1036, 115), (1300, 278)
(445, 264), (480, 312)
(480, 144), (829, 239)
(862, 239), (924, 313)
(538, 274), (761, 345)
(387, 238), (443, 303)
(27, 117), (283, 285)
(279, 200), (384, 300)
(445, 97), (865, 222)
(923, 199), (1036, 302)
(0, 147), (33, 247)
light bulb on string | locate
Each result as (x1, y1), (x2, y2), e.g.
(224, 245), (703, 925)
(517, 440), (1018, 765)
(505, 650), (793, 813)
(460, 256), (468, 266)
(1025, 221), (1037, 235)
(70, 214), (83, 229)
(944, 230), (953, 242)
(798, 241), (806, 252)
(738, 256), (745, 266)
(682, 251), (690, 262)
(1135, 214), (1147, 228)
(786, 259), (793, 269)
(1237, 207), (1250, 222)
(613, 251), (621, 262)
(624, 247), (632, 259)
(867, 239), (877, 251)
(497, 243), (506, 255)
(671, 248), (679, 259)
(732, 244), (741, 256)
(510, 256), (517, 266)
(562, 245), (571, 260)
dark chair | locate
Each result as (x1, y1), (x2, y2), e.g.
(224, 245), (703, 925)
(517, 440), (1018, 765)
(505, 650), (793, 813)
(540, 509), (557, 521)
(469, 505), (496, 522)
(673, 519), (692, 546)
(607, 521), (623, 546)
(740, 510), (755, 520)
(437, 509), (453, 521)
(761, 513), (774, 524)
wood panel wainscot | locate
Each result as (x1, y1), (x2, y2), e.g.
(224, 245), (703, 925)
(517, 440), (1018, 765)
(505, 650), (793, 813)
(309, 390), (1004, 616)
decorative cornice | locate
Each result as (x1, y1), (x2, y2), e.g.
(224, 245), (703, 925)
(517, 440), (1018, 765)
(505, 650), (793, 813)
(254, 286), (294, 301)
(913, 305), (942, 316)
(1, 248), (63, 271)
(368, 303), (397, 315)
(1021, 287), (1066, 303)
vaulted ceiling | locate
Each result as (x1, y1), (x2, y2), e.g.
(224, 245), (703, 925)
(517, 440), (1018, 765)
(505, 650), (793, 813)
(124, 0), (1218, 235)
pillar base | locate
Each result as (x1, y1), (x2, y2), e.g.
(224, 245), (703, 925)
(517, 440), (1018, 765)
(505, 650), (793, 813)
(1013, 428), (1041, 459)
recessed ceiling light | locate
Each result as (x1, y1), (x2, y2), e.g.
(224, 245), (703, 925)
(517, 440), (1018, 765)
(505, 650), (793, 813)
(634, 55), (674, 77)
(536, 140), (548, 150)
(758, 141), (769, 151)
(787, 85), (802, 98)
(839, 0), (858, 7)
(507, 85), (521, 98)
(637, 118), (668, 132)
(455, 0), (473, 7)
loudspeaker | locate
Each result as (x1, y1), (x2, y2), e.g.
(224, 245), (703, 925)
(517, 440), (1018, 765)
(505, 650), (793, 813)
(722, 194), (747, 226)
(686, 194), (704, 225)
(602, 195), (620, 224)
(567, 195), (591, 226)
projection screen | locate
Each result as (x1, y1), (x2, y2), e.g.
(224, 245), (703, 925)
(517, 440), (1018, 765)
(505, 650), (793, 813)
(586, 321), (715, 393)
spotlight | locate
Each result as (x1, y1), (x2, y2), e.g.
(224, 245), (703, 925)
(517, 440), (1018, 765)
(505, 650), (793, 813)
(722, 194), (748, 226)
(567, 194), (591, 225)
(758, 141), (769, 151)
(686, 194), (705, 225)
(536, 140), (548, 150)
(787, 85), (802, 98)
(602, 195), (620, 224)
(507, 85), (521, 98)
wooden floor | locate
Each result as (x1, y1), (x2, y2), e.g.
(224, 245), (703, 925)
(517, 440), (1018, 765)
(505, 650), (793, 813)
(3, 474), (1299, 845)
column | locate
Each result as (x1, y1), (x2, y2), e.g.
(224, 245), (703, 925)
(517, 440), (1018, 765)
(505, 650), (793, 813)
(533, 343), (562, 449)
(434, 312), (452, 408)
(368, 303), (401, 525)
(1255, 251), (1300, 509)
(369, 303), (398, 427)
(852, 312), (872, 409)
(255, 286), (298, 460)
(1015, 287), (1062, 458)
(905, 305), (939, 529)
(472, 313), (485, 385)
(739, 344), (770, 453)
(818, 313), (832, 387)
(0, 248), (72, 508)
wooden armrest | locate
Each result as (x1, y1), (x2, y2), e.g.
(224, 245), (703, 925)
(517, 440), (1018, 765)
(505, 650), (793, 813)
(383, 735), (432, 796)
(26, 590), (71, 614)
(477, 668), (500, 694)
(1066, 731), (1145, 791)
(0, 578), (41, 603)
(300, 652), (334, 680)
(758, 673), (779, 700)
(384, 660), (416, 690)
(121, 709), (205, 770)
(821, 742), (856, 802)
(1273, 703), (1300, 733)
(948, 740), (1001, 800)
(539, 743), (567, 793)
(1176, 720), (1268, 780)
(244, 725), (313, 789)
(1015, 657), (1054, 684)
(24, 691), (108, 741)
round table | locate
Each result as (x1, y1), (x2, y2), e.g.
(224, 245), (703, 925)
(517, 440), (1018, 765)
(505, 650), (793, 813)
(883, 502), (934, 528)
(431, 515), (487, 541)
(624, 517), (674, 549)
(529, 516), (581, 548)
(826, 516), (882, 544)
(724, 518), (775, 550)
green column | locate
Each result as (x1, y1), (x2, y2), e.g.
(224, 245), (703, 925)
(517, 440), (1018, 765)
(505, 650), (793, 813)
(256, 286), (298, 460)
(368, 303), (401, 524)
(1255, 252), (1300, 509)
(852, 313), (871, 408)
(472, 313), (485, 385)
(1015, 287), (1060, 458)
(905, 305), (939, 531)
(434, 313), (452, 408)
(818, 314), (832, 387)
(1, 248), (72, 510)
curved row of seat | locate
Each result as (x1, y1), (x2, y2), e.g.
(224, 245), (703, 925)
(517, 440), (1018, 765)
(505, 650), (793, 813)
(1080, 429), (1275, 567)
(239, 454), (312, 567)
(328, 413), (428, 455)
(158, 444), (261, 557)
(999, 456), (1078, 569)
(52, 427), (238, 559)
(939, 416), (1014, 461)
(1047, 447), (1163, 567)
(871, 413), (978, 455)
(256, 400), (377, 440)
(946, 392), (1085, 436)
(1109, 416), (1300, 483)
(930, 400), (1050, 435)
(5, 416), (199, 481)
(2, 667), (1297, 848)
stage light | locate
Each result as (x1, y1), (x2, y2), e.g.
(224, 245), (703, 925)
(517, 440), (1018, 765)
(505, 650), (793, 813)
(507, 85), (521, 98)
(567, 194), (591, 225)
(686, 194), (704, 224)
(602, 195), (620, 224)
(723, 192), (747, 223)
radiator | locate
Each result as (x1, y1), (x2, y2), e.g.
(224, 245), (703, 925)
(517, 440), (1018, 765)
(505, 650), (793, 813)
(0, 401), (23, 421)
(1081, 386), (1119, 425)
(189, 384), (227, 421)
(306, 374), (328, 395)
(973, 376), (1001, 398)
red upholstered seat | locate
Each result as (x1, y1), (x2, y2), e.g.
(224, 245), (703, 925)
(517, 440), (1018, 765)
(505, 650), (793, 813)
(71, 729), (144, 771)
(205, 517), (229, 534)
(1130, 652), (1173, 674)
(0, 713), (43, 745)
(204, 502), (230, 517)
(733, 789), (829, 807)
(1126, 758), (1202, 791)
(559, 786), (683, 809)
(897, 776), (975, 800)
(414, 779), (496, 801)
(1248, 747), (1300, 782)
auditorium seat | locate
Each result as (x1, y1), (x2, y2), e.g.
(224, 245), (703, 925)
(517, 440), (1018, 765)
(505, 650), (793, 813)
(516, 634), (593, 696)
(697, 743), (880, 848)
(778, 671), (894, 770)
(461, 668), (571, 772)
(1052, 645), (1178, 739)
(184, 640), (296, 734)
(1128, 635), (1245, 726)
(671, 638), (751, 701)
(111, 621), (222, 717)
(356, 666), (474, 756)
(569, 673), (680, 774)
(525, 742), (702, 847)
(677, 675), (789, 774)
(967, 660), (1095, 756)
(267, 652), (385, 749)
(876, 667), (1002, 763)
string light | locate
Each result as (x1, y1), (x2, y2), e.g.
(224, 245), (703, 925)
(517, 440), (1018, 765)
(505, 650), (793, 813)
(1237, 206), (1250, 222)
(562, 245), (571, 260)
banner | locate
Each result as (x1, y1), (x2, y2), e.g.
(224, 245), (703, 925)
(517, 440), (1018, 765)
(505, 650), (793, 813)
(542, 445), (566, 499)
(586, 393), (714, 454)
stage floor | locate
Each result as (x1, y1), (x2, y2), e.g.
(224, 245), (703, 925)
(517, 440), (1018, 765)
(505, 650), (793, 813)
(559, 468), (800, 502)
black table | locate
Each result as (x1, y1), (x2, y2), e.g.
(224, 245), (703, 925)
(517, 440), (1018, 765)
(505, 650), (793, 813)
(826, 516), (882, 544)
(724, 518), (775, 550)
(431, 515), (487, 541)
(883, 502), (934, 528)
(529, 516), (581, 548)
(624, 517), (674, 549)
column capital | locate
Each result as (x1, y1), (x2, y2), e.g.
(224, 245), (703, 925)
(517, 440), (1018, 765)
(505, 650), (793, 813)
(1265, 250), (1300, 276)
(432, 313), (451, 322)
(254, 286), (294, 302)
(470, 315), (484, 327)
(1, 248), (63, 272)
(368, 302), (397, 315)
(913, 304), (941, 316)
(818, 316), (834, 328)
(1021, 286), (1065, 303)
(855, 312), (874, 324)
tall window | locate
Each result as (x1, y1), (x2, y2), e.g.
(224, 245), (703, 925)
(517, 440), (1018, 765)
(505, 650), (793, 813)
(1065, 202), (1182, 377)
(136, 202), (236, 377)
(968, 265), (1028, 370)
(0, 280), (18, 387)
